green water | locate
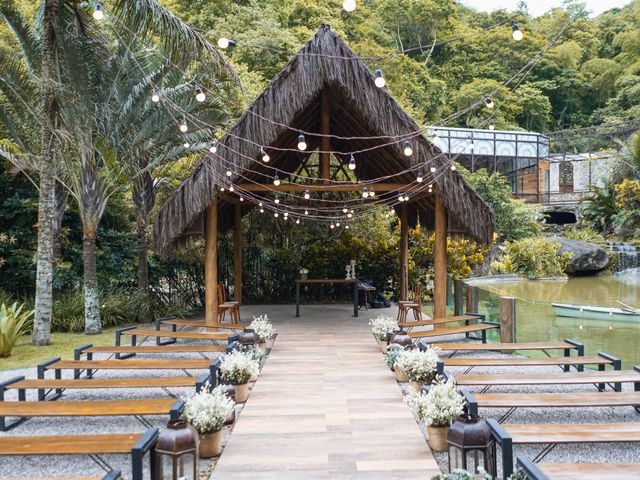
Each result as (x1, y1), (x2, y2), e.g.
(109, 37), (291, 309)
(472, 275), (640, 368)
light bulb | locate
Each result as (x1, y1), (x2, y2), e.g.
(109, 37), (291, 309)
(350, 209), (354, 213)
(330, 223), (335, 229)
(347, 213), (352, 218)
(369, 189), (375, 197)
(417, 174), (423, 183)
(398, 195), (404, 202)
(451, 164), (456, 171)
(183, 141), (190, 148)
(209, 141), (218, 153)
(468, 142), (475, 150)
(343, 0), (356, 12)
(284, 211), (288, 217)
(404, 195), (410, 202)
(304, 190), (310, 200)
(512, 22), (523, 41)
(348, 155), (356, 171)
(259, 202), (263, 207)
(179, 120), (188, 133)
(297, 133), (307, 151)
(374, 69), (385, 88)
(274, 198), (280, 204)
(220, 187), (225, 192)
(484, 96), (494, 109)
(261, 147), (270, 162)
(433, 134), (440, 143)
(274, 212), (279, 218)
(239, 197), (244, 202)
(345, 225), (350, 229)
(336, 222), (340, 227)
(273, 174), (280, 186)
(403, 140), (413, 156)
(92, 2), (104, 20)
(304, 209), (309, 215)
(218, 37), (236, 49)
(226, 169), (232, 177)
(195, 85), (206, 102)
(296, 219), (300, 224)
(229, 185), (234, 192)
(260, 208), (264, 213)
(151, 92), (160, 103)
(362, 187), (369, 198)
(430, 166), (437, 173)
(343, 205), (348, 213)
(489, 123), (495, 131)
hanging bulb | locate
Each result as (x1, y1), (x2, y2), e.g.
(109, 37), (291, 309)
(259, 202), (263, 207)
(261, 147), (270, 162)
(226, 169), (232, 177)
(374, 69), (385, 88)
(362, 187), (369, 198)
(217, 37), (236, 49)
(330, 223), (335, 229)
(404, 195), (410, 202)
(398, 194), (404, 202)
(304, 190), (310, 200)
(347, 212), (353, 218)
(511, 22), (523, 41)
(468, 142), (475, 150)
(179, 119), (188, 133)
(229, 185), (235, 192)
(417, 170), (424, 183)
(430, 166), (437, 173)
(274, 212), (279, 218)
(489, 123), (495, 131)
(484, 96), (495, 109)
(350, 209), (354, 213)
(273, 174), (281, 186)
(220, 186), (225, 192)
(369, 189), (375, 197)
(345, 225), (349, 229)
(195, 84), (206, 102)
(451, 164), (456, 171)
(209, 141), (218, 154)
(343, 0), (356, 12)
(296, 219), (300, 224)
(274, 197), (280, 204)
(260, 207), (264, 213)
(348, 155), (356, 171)
(151, 91), (160, 103)
(433, 133), (440, 143)
(403, 140), (413, 156)
(183, 141), (190, 149)
(284, 211), (289, 217)
(239, 196), (244, 202)
(297, 133), (307, 151)
(92, 2), (104, 20)
(342, 205), (348, 213)
(304, 209), (309, 215)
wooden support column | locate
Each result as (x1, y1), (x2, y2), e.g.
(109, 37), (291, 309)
(499, 296), (516, 345)
(399, 203), (409, 301)
(433, 195), (447, 319)
(234, 202), (242, 305)
(204, 197), (218, 325)
(321, 91), (330, 184)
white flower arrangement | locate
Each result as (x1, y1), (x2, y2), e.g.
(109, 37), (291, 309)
(395, 347), (440, 383)
(383, 343), (406, 369)
(406, 377), (464, 428)
(220, 350), (260, 385)
(182, 383), (235, 434)
(368, 315), (398, 340)
(249, 314), (277, 342)
(246, 345), (268, 364)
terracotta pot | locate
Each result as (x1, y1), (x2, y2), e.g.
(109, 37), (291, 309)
(224, 408), (236, 426)
(394, 367), (409, 382)
(234, 382), (250, 402)
(250, 373), (259, 382)
(259, 341), (267, 349)
(199, 430), (222, 458)
(379, 339), (387, 353)
(409, 380), (423, 392)
(427, 425), (449, 452)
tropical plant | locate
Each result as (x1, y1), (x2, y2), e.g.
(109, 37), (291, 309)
(396, 348), (440, 383)
(0, 301), (34, 357)
(249, 314), (277, 342)
(406, 377), (464, 428)
(612, 178), (640, 238)
(562, 227), (605, 244)
(219, 350), (259, 385)
(182, 383), (235, 434)
(582, 181), (617, 233)
(492, 237), (571, 279)
(431, 468), (527, 480)
(368, 315), (398, 341)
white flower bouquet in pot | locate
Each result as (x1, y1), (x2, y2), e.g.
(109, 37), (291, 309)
(182, 384), (235, 458)
(384, 343), (410, 382)
(395, 347), (440, 392)
(406, 377), (464, 452)
(368, 315), (398, 352)
(219, 350), (259, 403)
(249, 314), (277, 347)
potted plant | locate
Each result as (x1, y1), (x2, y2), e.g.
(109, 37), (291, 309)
(406, 378), (464, 452)
(384, 343), (410, 382)
(219, 350), (259, 402)
(368, 315), (398, 353)
(182, 384), (235, 458)
(246, 346), (268, 382)
(396, 348), (440, 392)
(249, 315), (277, 348)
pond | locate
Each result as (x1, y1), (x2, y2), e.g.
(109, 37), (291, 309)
(470, 271), (640, 368)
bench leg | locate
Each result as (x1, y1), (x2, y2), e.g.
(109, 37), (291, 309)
(156, 318), (177, 346)
(0, 378), (26, 431)
(115, 326), (137, 359)
(37, 358), (63, 400)
(131, 428), (159, 480)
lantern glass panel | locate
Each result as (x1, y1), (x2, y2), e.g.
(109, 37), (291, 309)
(177, 453), (196, 480)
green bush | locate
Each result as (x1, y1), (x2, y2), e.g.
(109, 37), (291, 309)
(491, 237), (571, 279)
(0, 302), (34, 357)
(562, 227), (605, 244)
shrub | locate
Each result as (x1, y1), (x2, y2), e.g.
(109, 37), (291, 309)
(396, 348), (440, 383)
(563, 227), (605, 244)
(182, 384), (235, 434)
(582, 181), (617, 233)
(406, 377), (464, 427)
(219, 351), (259, 385)
(613, 178), (640, 238)
(491, 237), (571, 279)
(0, 302), (34, 357)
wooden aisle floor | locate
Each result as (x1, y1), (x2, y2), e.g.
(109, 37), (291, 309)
(212, 304), (440, 479)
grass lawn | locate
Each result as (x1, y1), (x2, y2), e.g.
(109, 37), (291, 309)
(0, 325), (133, 371)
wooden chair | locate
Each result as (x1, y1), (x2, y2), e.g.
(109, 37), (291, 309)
(218, 283), (241, 323)
(397, 283), (423, 323)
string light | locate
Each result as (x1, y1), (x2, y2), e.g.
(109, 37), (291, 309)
(183, 140), (190, 149)
(432, 133), (440, 143)
(297, 133), (307, 151)
(261, 147), (270, 162)
(239, 196), (244, 202)
(296, 219), (300, 224)
(284, 211), (289, 218)
(489, 123), (495, 131)
(259, 201), (263, 207)
(209, 141), (218, 153)
(217, 37), (236, 49)
(398, 194), (404, 202)
(274, 212), (279, 218)
(179, 118), (188, 133)
(195, 84), (206, 102)
(403, 140), (413, 156)
(374, 69), (385, 88)
(417, 171), (424, 183)
(468, 142), (475, 150)
(151, 91), (160, 103)
(330, 223), (335, 229)
(220, 186), (225, 192)
(451, 164), (456, 171)
(226, 168), (232, 177)
(92, 2), (104, 20)
(484, 96), (495, 109)
(343, 0), (356, 12)
(304, 190), (310, 200)
(369, 189), (375, 197)
(342, 205), (348, 213)
(430, 166), (437, 173)
(229, 185), (235, 192)
(274, 197), (280, 204)
(362, 187), (369, 198)
(304, 209), (309, 215)
(347, 212), (353, 218)
(260, 207), (264, 213)
(273, 174), (280, 186)
(336, 221), (341, 227)
(345, 224), (349, 229)
(348, 155), (356, 171)
(511, 22), (523, 41)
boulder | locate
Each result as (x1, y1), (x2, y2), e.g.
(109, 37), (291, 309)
(549, 236), (610, 275)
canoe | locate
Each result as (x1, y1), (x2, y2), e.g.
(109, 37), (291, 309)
(552, 303), (640, 322)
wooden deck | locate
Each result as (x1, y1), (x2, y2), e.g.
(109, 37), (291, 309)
(212, 304), (439, 479)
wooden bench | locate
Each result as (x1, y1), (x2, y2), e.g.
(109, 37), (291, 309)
(516, 457), (640, 480)
(1, 474), (120, 480)
(155, 316), (245, 346)
(400, 314), (482, 330)
(74, 343), (227, 361)
(408, 321), (500, 343)
(0, 429), (157, 480)
(489, 420), (640, 479)
(0, 398), (182, 431)
(431, 339), (584, 358)
(445, 365), (640, 393)
(463, 390), (640, 422)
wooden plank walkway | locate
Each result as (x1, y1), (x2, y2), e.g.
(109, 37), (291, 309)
(212, 305), (440, 479)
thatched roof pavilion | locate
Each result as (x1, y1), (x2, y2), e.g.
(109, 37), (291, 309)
(153, 24), (495, 321)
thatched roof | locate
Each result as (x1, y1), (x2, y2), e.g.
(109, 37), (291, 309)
(153, 25), (495, 253)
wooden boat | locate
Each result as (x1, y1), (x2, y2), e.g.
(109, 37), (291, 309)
(552, 303), (640, 322)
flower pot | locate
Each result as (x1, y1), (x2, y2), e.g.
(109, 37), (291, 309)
(199, 430), (222, 458)
(394, 367), (409, 382)
(427, 425), (449, 452)
(409, 380), (423, 392)
(234, 382), (250, 403)
(379, 339), (387, 353)
(259, 341), (267, 349)
(250, 373), (259, 382)
(224, 408), (236, 426)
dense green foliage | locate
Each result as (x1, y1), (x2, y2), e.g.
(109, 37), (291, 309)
(492, 237), (572, 279)
(0, 301), (33, 357)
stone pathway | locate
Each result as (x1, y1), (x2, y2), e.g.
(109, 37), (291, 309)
(213, 304), (439, 479)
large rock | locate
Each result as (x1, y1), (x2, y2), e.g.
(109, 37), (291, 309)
(549, 236), (610, 275)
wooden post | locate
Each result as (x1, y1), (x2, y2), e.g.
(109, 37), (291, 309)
(233, 202), (242, 305)
(399, 203), (408, 301)
(499, 296), (516, 344)
(466, 285), (478, 314)
(204, 197), (218, 325)
(321, 91), (330, 184)
(453, 279), (465, 316)
(433, 195), (447, 319)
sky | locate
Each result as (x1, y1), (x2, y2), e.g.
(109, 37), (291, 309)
(460, 0), (632, 17)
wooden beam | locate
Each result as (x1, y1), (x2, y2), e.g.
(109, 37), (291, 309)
(233, 202), (242, 305)
(235, 183), (412, 192)
(399, 203), (409, 301)
(433, 194), (447, 318)
(321, 91), (331, 184)
(205, 197), (218, 325)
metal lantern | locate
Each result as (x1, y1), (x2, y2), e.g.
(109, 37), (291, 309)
(237, 328), (260, 349)
(447, 413), (496, 477)
(389, 329), (412, 348)
(154, 419), (198, 480)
